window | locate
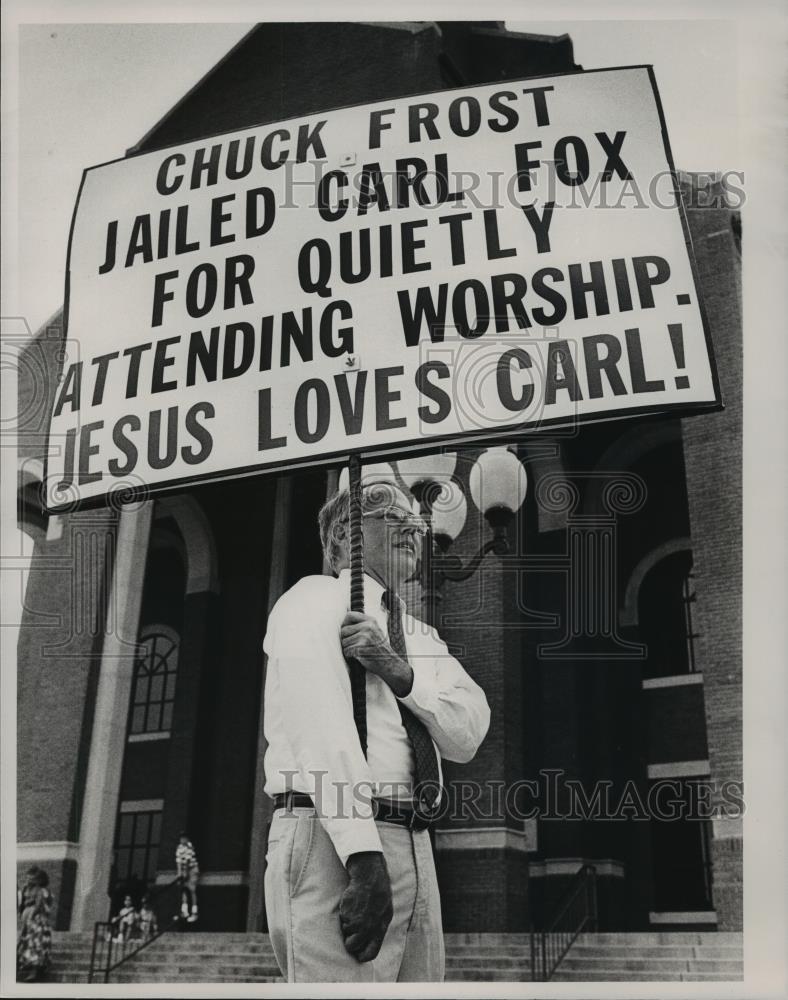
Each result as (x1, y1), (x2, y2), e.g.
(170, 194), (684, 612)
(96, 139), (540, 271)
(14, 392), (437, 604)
(649, 779), (714, 911)
(114, 808), (162, 884)
(682, 571), (699, 673)
(129, 625), (179, 736)
(640, 550), (697, 678)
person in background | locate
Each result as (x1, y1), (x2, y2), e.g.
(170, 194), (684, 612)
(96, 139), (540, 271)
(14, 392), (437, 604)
(17, 866), (54, 982)
(109, 870), (145, 921)
(113, 894), (138, 943)
(137, 895), (158, 941)
(175, 832), (200, 923)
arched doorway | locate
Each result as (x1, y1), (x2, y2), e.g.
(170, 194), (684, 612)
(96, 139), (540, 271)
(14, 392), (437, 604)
(109, 466), (331, 930)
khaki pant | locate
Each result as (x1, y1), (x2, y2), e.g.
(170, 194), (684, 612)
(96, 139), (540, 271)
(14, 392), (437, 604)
(264, 807), (445, 982)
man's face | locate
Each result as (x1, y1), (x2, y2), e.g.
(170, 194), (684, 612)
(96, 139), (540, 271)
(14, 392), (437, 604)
(360, 483), (426, 592)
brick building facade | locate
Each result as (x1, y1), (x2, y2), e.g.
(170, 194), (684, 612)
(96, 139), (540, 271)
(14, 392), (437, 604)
(16, 22), (742, 935)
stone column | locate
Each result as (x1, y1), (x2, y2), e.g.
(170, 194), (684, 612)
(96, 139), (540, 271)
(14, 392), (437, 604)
(246, 475), (292, 930)
(69, 501), (153, 929)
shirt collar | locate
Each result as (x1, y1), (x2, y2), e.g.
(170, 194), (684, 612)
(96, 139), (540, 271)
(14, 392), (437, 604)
(337, 568), (404, 613)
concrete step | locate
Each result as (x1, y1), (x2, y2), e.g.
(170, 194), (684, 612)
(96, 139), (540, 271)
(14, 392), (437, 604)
(445, 956), (532, 970)
(103, 963), (282, 977)
(558, 956), (743, 972)
(446, 944), (740, 960)
(554, 971), (742, 982)
(150, 933), (270, 943)
(110, 977), (283, 984)
(128, 946), (272, 955)
(128, 946), (278, 958)
(129, 939), (741, 962)
(445, 933), (530, 945)
(567, 944), (742, 956)
(573, 931), (739, 945)
(47, 929), (743, 984)
(445, 969), (534, 981)
(446, 955), (532, 965)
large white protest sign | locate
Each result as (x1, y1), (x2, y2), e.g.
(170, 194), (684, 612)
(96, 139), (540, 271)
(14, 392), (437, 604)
(45, 66), (720, 512)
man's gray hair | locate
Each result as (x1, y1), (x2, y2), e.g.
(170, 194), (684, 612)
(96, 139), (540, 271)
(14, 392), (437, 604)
(318, 480), (403, 573)
(318, 489), (351, 573)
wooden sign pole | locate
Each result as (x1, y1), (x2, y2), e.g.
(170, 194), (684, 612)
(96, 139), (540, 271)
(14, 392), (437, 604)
(346, 453), (368, 757)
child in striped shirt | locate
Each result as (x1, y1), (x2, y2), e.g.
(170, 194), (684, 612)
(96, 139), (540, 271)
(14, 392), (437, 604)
(175, 833), (199, 923)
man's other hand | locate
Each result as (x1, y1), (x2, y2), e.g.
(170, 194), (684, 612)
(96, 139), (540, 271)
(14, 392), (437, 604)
(339, 851), (393, 963)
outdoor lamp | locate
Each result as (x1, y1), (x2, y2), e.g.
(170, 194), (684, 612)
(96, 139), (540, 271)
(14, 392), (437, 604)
(429, 481), (468, 552)
(334, 447), (527, 623)
(338, 460), (396, 494)
(395, 445), (528, 624)
(396, 452), (457, 492)
(468, 446), (529, 546)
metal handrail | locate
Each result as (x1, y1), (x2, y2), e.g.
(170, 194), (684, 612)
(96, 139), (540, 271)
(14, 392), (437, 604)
(88, 877), (182, 983)
(530, 864), (597, 981)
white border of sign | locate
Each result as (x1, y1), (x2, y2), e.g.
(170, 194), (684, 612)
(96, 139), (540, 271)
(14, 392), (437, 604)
(42, 63), (722, 515)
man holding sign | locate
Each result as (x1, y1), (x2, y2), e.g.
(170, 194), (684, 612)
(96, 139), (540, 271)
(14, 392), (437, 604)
(262, 476), (490, 982)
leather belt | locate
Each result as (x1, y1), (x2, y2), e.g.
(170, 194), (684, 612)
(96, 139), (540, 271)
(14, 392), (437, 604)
(272, 791), (437, 832)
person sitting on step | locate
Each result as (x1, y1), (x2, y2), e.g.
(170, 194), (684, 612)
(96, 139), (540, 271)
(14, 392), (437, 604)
(137, 895), (158, 941)
(113, 895), (138, 943)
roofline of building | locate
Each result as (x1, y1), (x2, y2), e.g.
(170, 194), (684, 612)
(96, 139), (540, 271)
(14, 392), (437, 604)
(127, 21), (449, 156)
(127, 23), (259, 155)
(355, 21), (439, 35)
(126, 21), (575, 157)
(468, 25), (574, 45)
(33, 305), (64, 337)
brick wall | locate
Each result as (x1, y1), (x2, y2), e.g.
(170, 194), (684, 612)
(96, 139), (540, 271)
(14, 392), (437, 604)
(16, 315), (120, 928)
(430, 446), (531, 929)
(681, 194), (743, 930)
(437, 848), (530, 931)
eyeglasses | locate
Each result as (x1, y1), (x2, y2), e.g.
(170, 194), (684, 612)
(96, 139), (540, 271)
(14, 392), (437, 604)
(361, 506), (428, 537)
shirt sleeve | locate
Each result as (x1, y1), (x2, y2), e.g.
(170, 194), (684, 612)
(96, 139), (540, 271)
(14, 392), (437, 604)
(265, 581), (384, 864)
(397, 624), (491, 764)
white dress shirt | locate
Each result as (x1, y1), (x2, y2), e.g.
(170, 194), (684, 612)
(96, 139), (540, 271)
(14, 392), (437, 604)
(262, 568), (491, 864)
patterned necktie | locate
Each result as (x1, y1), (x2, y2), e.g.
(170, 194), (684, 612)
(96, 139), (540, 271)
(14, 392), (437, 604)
(383, 589), (441, 812)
